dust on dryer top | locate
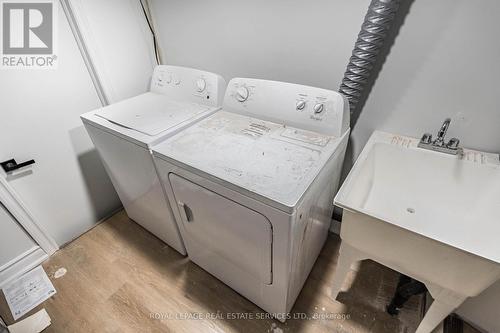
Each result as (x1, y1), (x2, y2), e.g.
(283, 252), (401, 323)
(152, 78), (350, 212)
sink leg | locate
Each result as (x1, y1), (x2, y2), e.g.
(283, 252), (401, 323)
(330, 242), (365, 300)
(415, 294), (467, 333)
(387, 274), (427, 315)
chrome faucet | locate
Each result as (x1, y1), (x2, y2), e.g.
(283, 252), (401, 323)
(435, 118), (450, 146)
(418, 118), (463, 155)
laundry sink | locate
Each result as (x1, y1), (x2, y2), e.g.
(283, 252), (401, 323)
(336, 130), (500, 264)
(331, 131), (500, 333)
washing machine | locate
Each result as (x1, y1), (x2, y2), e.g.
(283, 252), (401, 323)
(152, 78), (350, 317)
(80, 65), (226, 255)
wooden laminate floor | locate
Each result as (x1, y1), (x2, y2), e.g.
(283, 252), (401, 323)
(1, 210), (427, 333)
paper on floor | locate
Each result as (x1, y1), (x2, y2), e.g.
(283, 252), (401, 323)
(2, 266), (56, 320)
(7, 309), (51, 333)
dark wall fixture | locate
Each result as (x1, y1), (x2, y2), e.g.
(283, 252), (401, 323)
(333, 0), (414, 222)
(336, 0), (436, 318)
(339, 0), (414, 127)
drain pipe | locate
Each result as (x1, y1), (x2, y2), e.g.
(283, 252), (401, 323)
(339, 0), (402, 125)
(338, 2), (426, 314)
(333, 0), (408, 223)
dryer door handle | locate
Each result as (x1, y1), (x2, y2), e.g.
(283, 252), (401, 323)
(177, 202), (192, 222)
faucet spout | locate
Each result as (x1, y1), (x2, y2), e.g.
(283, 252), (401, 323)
(435, 118), (451, 145)
(418, 118), (462, 156)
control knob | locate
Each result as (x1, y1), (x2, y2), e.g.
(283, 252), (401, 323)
(196, 78), (206, 92)
(296, 100), (306, 110)
(236, 87), (249, 102)
(313, 103), (324, 114)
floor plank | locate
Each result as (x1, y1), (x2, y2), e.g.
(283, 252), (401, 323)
(1, 210), (429, 332)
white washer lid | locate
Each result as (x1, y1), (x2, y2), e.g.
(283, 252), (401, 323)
(96, 93), (210, 136)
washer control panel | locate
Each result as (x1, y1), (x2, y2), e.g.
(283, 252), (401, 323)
(151, 65), (226, 107)
(224, 78), (350, 136)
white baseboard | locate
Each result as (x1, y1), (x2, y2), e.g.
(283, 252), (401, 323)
(0, 246), (48, 289)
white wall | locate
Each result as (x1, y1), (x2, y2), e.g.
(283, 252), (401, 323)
(149, 0), (370, 89)
(0, 6), (121, 246)
(351, 0), (500, 159)
(64, 0), (156, 104)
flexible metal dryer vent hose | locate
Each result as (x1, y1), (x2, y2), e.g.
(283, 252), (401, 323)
(339, 0), (402, 117)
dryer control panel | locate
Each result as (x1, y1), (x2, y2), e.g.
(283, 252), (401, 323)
(150, 65), (226, 108)
(223, 78), (349, 137)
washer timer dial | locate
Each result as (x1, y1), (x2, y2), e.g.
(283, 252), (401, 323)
(236, 87), (249, 102)
(196, 78), (207, 92)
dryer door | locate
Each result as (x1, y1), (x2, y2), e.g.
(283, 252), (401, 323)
(169, 174), (273, 284)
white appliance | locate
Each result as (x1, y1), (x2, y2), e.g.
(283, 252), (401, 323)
(152, 78), (350, 317)
(81, 65), (226, 255)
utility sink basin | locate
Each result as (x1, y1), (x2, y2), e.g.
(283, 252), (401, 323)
(336, 131), (500, 264)
(331, 131), (500, 333)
